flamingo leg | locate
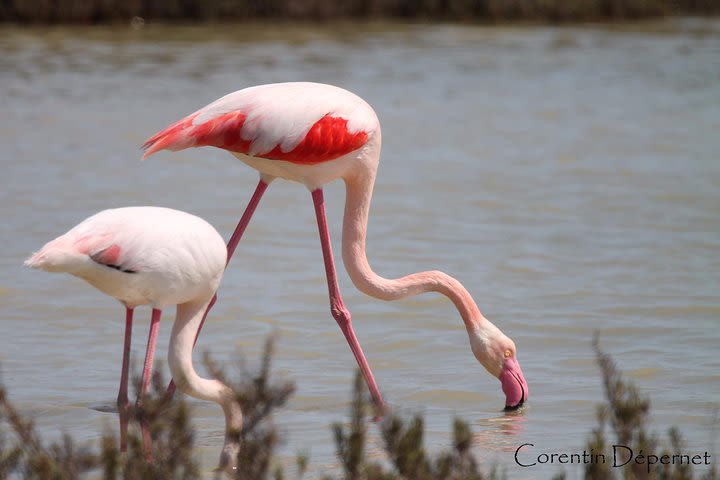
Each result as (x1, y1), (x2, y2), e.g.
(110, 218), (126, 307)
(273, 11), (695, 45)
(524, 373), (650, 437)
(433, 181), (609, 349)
(166, 178), (270, 397)
(311, 188), (384, 412)
(138, 308), (162, 460)
(117, 307), (133, 452)
(225, 178), (270, 264)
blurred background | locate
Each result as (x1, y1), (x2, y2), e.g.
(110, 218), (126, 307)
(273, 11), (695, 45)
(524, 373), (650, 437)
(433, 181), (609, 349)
(1, 0), (719, 23)
(1, 3), (719, 479)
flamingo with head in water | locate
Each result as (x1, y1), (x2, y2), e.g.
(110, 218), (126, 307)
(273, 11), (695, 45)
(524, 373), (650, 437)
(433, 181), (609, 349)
(142, 82), (528, 411)
(25, 206), (242, 469)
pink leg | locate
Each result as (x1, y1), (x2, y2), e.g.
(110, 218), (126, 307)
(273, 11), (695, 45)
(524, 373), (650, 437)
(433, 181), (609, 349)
(117, 307), (133, 452)
(138, 308), (162, 459)
(225, 179), (269, 264)
(166, 179), (269, 397)
(312, 188), (385, 412)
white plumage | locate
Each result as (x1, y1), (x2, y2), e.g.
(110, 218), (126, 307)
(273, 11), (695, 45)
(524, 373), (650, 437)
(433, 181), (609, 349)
(193, 82), (378, 155)
(25, 206), (226, 308)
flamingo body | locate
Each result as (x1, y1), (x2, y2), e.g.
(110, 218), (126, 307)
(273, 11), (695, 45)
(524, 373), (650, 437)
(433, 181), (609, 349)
(26, 206), (226, 308)
(142, 82), (379, 189)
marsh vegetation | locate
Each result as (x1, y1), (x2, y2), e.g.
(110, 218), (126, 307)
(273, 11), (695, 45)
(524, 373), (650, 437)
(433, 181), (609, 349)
(0, 336), (716, 479)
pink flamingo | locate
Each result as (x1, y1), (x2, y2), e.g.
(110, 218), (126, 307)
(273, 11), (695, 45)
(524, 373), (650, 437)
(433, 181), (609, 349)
(142, 82), (528, 411)
(25, 207), (242, 468)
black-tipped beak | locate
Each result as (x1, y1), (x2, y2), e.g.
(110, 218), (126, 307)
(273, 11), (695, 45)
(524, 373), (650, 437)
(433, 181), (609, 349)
(500, 357), (528, 411)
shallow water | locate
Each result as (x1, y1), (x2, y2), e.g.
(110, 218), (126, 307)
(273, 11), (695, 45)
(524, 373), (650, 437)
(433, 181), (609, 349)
(1, 19), (719, 478)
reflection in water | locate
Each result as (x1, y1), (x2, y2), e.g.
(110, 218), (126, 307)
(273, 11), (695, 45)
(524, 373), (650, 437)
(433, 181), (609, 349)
(475, 412), (528, 453)
(89, 403), (118, 413)
(1, 19), (719, 478)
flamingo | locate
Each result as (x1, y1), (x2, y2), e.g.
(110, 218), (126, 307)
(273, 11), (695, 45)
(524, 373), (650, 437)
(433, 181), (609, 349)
(24, 206), (242, 468)
(142, 82), (528, 411)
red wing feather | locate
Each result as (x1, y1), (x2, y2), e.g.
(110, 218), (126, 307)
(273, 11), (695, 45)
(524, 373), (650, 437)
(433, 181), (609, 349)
(141, 113), (200, 159)
(142, 112), (368, 165)
(89, 244), (122, 266)
(260, 115), (368, 165)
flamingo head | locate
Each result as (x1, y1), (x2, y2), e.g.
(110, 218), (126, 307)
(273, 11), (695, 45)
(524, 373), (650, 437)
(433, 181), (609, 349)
(470, 325), (528, 411)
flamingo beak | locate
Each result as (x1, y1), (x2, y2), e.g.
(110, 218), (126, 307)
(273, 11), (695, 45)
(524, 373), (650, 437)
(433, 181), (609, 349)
(500, 356), (528, 411)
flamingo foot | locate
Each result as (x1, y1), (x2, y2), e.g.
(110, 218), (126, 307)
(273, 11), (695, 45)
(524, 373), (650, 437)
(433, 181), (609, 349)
(371, 401), (390, 422)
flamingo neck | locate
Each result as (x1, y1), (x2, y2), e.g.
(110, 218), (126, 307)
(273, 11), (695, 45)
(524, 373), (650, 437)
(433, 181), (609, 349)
(341, 171), (486, 333)
(168, 298), (242, 468)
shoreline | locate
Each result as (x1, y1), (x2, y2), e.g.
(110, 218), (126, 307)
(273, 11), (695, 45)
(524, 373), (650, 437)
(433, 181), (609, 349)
(1, 0), (718, 25)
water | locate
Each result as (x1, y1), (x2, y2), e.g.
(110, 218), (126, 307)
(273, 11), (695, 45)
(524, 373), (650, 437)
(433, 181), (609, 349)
(1, 19), (719, 478)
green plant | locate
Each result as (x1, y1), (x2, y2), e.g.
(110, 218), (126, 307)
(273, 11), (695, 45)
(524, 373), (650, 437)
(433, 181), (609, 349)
(582, 334), (717, 480)
(0, 336), (716, 480)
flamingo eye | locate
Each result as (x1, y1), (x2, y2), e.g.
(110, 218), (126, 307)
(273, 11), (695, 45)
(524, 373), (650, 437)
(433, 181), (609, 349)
(504, 350), (512, 358)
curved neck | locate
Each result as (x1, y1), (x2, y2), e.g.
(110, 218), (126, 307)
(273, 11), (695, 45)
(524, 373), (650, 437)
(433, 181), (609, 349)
(341, 171), (485, 332)
(168, 298), (242, 465)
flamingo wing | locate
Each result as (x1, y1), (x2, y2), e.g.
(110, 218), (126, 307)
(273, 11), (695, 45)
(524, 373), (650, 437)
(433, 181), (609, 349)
(26, 221), (138, 274)
(88, 243), (137, 273)
(71, 221), (142, 274)
(141, 82), (378, 165)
